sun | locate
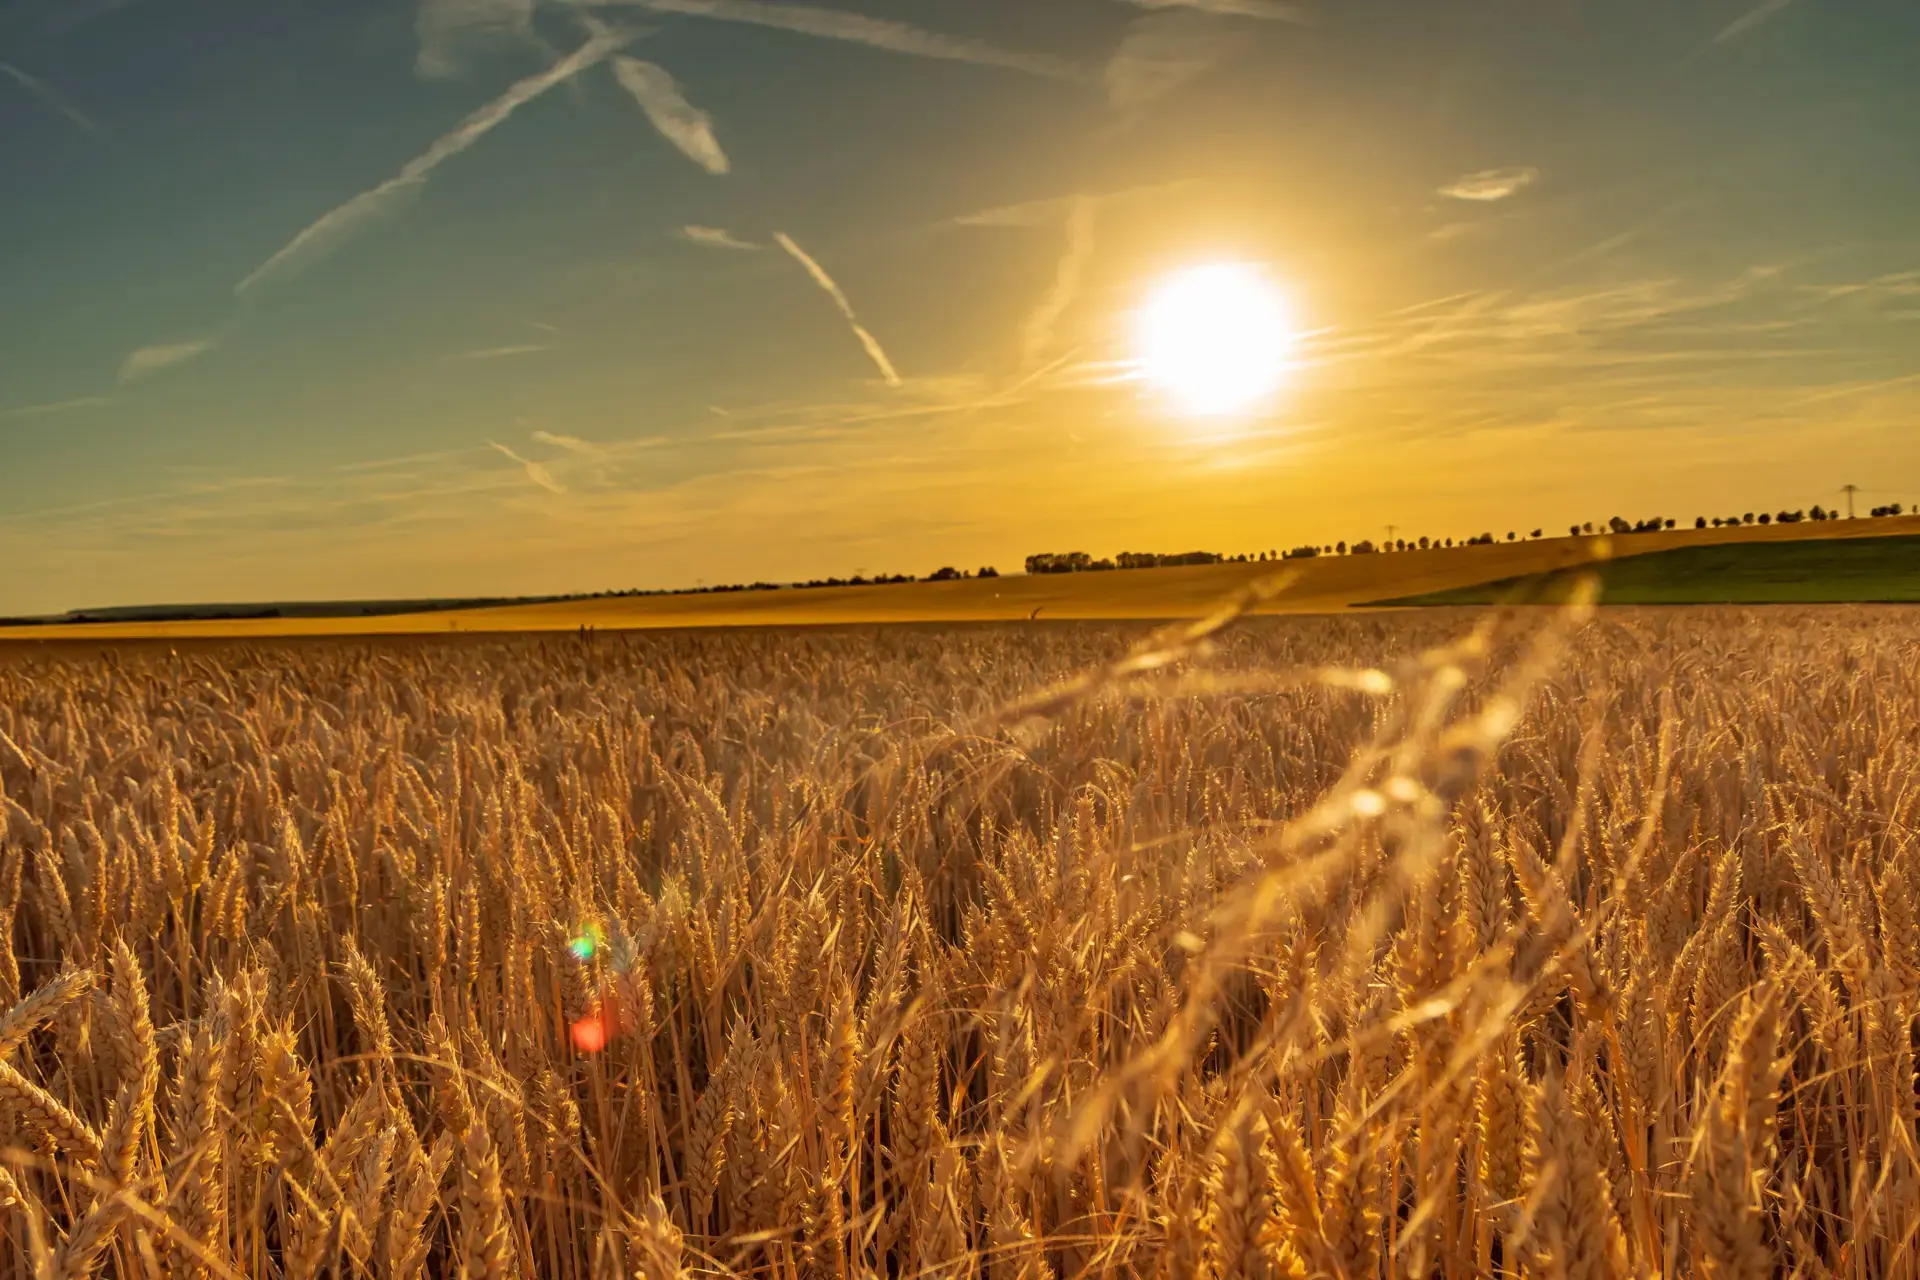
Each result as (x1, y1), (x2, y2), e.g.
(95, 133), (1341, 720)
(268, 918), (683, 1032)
(1134, 263), (1298, 418)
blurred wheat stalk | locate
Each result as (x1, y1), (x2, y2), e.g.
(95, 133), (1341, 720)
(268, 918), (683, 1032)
(0, 602), (1915, 1278)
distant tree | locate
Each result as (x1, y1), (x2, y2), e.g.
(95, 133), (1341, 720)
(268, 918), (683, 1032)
(1583, 522), (1596, 535)
(1758, 513), (1772, 525)
(978, 566), (1000, 578)
(1570, 525), (1581, 537)
(1699, 517), (1710, 528)
(1608, 516), (1631, 535)
(1445, 537), (1454, 547)
(1507, 531), (1517, 541)
(1809, 505), (1828, 521)
(1530, 529), (1544, 539)
(1418, 536), (1430, 549)
(1664, 518), (1676, 529)
(1336, 540), (1348, 554)
(1743, 512), (1755, 524)
(1351, 540), (1377, 554)
(928, 566), (963, 582)
(1285, 545), (1321, 559)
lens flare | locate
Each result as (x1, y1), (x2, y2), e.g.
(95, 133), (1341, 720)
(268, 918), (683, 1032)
(569, 1013), (608, 1054)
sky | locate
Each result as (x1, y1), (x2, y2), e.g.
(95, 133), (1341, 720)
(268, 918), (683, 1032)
(2, 0), (1917, 613)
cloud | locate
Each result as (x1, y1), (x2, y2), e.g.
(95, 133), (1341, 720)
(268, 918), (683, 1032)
(773, 232), (903, 387)
(0, 60), (96, 131)
(488, 440), (567, 493)
(237, 27), (628, 295)
(567, 0), (1090, 82)
(1022, 195), (1101, 366)
(946, 179), (1196, 229)
(1104, 12), (1240, 112)
(680, 224), (760, 250)
(1118, 0), (1308, 20)
(119, 340), (215, 382)
(1439, 167), (1540, 202)
(1, 395), (115, 420)
(609, 56), (730, 174)
(414, 0), (536, 79)
(531, 429), (606, 456)
(1715, 0), (1798, 43)
(447, 343), (555, 361)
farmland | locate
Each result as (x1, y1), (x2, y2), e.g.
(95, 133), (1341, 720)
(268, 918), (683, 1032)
(1378, 533), (1920, 607)
(1, 604), (1916, 1276)
(6, 513), (1919, 641)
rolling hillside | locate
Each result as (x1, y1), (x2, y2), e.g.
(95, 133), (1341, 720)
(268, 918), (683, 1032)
(6, 514), (1919, 640)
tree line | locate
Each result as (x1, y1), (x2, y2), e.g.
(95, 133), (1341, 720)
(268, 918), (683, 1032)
(1019, 502), (1912, 577)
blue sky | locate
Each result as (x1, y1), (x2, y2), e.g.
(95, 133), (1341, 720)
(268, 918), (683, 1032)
(2, 0), (1917, 612)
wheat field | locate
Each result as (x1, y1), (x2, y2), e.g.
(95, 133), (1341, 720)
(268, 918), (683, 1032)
(0, 605), (1916, 1278)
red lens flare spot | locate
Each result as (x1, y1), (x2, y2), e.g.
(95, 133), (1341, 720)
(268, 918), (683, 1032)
(570, 1013), (608, 1054)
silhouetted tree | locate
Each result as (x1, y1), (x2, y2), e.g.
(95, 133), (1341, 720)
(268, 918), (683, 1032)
(1698, 517), (1709, 528)
(1759, 513), (1772, 525)
(978, 566), (1000, 578)
(1743, 513), (1755, 524)
(1608, 516), (1631, 534)
(928, 566), (963, 582)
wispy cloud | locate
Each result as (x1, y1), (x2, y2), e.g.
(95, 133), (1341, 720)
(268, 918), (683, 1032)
(680, 224), (760, 250)
(488, 440), (567, 492)
(119, 340), (216, 382)
(1, 395), (115, 420)
(447, 343), (555, 361)
(773, 231), (902, 387)
(414, 0), (536, 79)
(531, 429), (607, 457)
(570, 0), (1090, 82)
(1715, 0), (1798, 43)
(1105, 12), (1240, 112)
(1119, 0), (1308, 21)
(1439, 166), (1540, 202)
(947, 179), (1195, 229)
(0, 60), (96, 131)
(237, 27), (628, 295)
(1022, 195), (1100, 366)
(609, 55), (729, 174)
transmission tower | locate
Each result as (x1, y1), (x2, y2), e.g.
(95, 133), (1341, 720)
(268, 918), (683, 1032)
(1840, 484), (1859, 519)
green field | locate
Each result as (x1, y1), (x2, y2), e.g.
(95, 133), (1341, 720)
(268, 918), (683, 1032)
(1372, 533), (1920, 606)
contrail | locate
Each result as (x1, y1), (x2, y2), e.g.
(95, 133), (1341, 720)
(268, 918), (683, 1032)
(610, 55), (729, 174)
(237, 27), (628, 295)
(565, 0), (1090, 82)
(773, 232), (902, 387)
(0, 60), (96, 131)
(1022, 194), (1100, 367)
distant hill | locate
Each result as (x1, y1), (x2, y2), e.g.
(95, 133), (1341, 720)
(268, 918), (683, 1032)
(6, 515), (1920, 640)
(1368, 535), (1920, 606)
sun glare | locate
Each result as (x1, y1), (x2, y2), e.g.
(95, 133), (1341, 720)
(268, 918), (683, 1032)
(1134, 263), (1297, 418)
